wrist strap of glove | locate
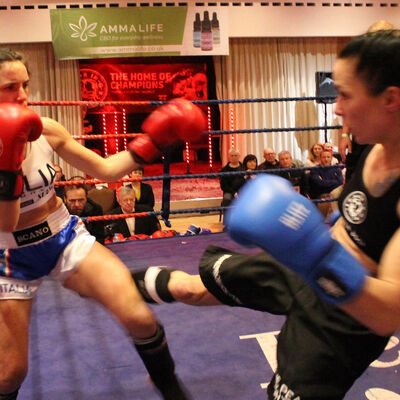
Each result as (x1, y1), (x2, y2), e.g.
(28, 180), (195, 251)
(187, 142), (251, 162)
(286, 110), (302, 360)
(312, 241), (368, 304)
(0, 170), (23, 200)
(128, 135), (162, 164)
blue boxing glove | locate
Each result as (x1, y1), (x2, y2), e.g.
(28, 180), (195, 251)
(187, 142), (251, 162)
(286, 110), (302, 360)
(225, 175), (367, 304)
(329, 209), (341, 226)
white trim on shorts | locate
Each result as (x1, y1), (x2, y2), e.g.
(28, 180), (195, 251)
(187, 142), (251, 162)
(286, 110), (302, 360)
(0, 204), (71, 249)
(0, 206), (96, 300)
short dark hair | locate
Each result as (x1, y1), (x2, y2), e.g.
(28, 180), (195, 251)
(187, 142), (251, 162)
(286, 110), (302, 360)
(338, 30), (400, 95)
(242, 154), (258, 169)
(0, 48), (29, 73)
(64, 182), (88, 197)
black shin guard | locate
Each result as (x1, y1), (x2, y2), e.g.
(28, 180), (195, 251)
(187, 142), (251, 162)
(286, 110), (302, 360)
(0, 388), (19, 400)
(132, 267), (175, 304)
(134, 324), (190, 400)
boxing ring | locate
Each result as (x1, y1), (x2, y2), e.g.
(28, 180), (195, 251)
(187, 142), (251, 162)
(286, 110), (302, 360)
(21, 97), (400, 400)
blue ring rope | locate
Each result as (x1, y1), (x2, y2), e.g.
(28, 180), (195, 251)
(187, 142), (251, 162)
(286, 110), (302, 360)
(145, 96), (337, 107)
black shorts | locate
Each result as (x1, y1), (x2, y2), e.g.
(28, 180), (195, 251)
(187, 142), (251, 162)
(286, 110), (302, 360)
(199, 245), (389, 400)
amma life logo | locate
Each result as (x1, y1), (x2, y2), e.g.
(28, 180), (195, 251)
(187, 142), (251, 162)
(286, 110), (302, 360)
(80, 69), (108, 102)
(69, 16), (97, 41)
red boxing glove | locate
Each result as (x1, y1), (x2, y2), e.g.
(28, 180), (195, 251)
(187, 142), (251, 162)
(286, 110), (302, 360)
(128, 98), (206, 164)
(151, 230), (168, 239)
(129, 234), (150, 240)
(0, 103), (43, 200)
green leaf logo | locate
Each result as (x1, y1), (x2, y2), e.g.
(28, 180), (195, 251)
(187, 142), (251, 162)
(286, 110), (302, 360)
(69, 16), (97, 41)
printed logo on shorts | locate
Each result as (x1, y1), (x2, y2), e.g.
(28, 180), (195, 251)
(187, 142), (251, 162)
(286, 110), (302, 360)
(13, 221), (52, 246)
(342, 191), (368, 225)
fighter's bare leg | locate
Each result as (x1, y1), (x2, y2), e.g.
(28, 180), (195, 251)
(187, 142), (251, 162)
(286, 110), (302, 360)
(132, 267), (221, 306)
(64, 242), (190, 400)
(64, 242), (157, 338)
(168, 271), (221, 306)
(0, 299), (32, 399)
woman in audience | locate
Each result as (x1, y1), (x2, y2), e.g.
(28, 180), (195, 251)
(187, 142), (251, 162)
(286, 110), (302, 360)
(242, 154), (258, 181)
(125, 166), (155, 210)
(323, 142), (340, 164)
(305, 142), (324, 167)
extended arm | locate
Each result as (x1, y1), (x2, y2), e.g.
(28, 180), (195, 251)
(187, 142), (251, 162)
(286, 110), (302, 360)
(43, 117), (140, 182)
(226, 175), (400, 336)
(44, 99), (206, 182)
(342, 227), (400, 336)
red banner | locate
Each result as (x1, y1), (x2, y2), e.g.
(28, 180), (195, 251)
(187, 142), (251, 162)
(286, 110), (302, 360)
(78, 60), (212, 159)
(79, 62), (208, 104)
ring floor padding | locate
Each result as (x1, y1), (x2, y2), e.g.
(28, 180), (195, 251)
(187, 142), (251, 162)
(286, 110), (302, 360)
(20, 233), (400, 399)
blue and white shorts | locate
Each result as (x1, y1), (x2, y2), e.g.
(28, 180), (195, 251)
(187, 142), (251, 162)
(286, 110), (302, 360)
(0, 205), (96, 299)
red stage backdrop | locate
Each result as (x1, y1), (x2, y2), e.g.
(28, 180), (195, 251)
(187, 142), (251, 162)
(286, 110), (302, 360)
(79, 59), (211, 158)
(79, 61), (208, 103)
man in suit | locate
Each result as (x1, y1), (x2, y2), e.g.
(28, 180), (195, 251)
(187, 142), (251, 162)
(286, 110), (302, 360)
(277, 150), (309, 197)
(108, 186), (160, 238)
(64, 183), (106, 244)
(53, 163), (66, 199)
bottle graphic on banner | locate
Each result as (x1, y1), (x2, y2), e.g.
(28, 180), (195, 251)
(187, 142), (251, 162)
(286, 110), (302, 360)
(211, 12), (220, 45)
(201, 11), (213, 51)
(193, 13), (201, 48)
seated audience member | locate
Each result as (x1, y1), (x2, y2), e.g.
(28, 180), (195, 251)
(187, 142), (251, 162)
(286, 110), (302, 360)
(257, 147), (279, 170)
(53, 163), (66, 199)
(64, 183), (106, 244)
(242, 154), (258, 181)
(323, 142), (340, 164)
(276, 150), (309, 196)
(309, 149), (344, 199)
(305, 142), (324, 167)
(124, 166), (155, 209)
(108, 186), (160, 238)
(220, 148), (245, 208)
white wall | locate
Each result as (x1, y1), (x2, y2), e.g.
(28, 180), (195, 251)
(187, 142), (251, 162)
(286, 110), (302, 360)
(0, 0), (399, 43)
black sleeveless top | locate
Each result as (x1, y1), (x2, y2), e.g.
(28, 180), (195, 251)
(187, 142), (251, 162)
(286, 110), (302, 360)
(338, 145), (400, 263)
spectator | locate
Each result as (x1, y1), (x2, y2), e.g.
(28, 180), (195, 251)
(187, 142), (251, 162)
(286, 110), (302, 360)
(107, 186), (160, 239)
(242, 154), (258, 181)
(305, 142), (324, 167)
(64, 183), (105, 244)
(220, 148), (245, 206)
(124, 166), (155, 209)
(257, 147), (279, 170)
(53, 163), (66, 199)
(277, 150), (309, 196)
(309, 149), (344, 199)
(323, 142), (340, 164)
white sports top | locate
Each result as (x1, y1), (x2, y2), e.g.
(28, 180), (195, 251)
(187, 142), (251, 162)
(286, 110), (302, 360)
(20, 135), (56, 213)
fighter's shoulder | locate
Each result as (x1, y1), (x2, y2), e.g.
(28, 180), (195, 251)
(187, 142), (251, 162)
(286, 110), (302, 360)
(40, 117), (72, 147)
(40, 116), (65, 133)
